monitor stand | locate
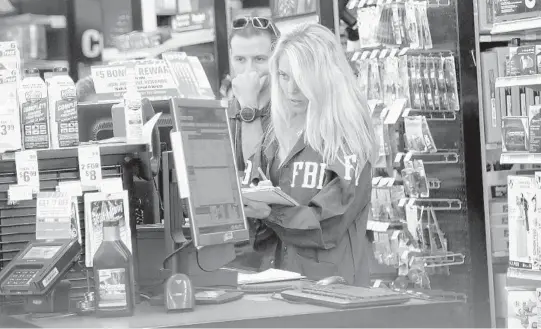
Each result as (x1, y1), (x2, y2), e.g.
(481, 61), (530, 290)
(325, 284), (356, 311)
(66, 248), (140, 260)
(174, 243), (238, 288)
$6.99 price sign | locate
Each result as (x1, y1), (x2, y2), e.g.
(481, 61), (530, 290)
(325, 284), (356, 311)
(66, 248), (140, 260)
(78, 146), (102, 188)
(15, 150), (40, 191)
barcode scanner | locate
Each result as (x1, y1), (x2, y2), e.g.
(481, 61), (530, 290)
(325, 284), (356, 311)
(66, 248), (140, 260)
(165, 273), (195, 312)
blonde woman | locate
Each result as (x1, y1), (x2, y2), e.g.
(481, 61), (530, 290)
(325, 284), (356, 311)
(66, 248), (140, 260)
(243, 23), (377, 286)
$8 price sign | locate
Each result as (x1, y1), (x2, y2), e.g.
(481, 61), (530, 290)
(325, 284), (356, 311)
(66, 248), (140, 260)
(78, 146), (102, 187)
(81, 162), (99, 180)
(15, 150), (39, 190)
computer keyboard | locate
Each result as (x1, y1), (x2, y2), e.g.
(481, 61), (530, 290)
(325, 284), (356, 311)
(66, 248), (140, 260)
(280, 284), (411, 309)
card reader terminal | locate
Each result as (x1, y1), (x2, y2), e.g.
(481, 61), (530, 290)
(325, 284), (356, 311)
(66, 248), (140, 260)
(0, 239), (81, 296)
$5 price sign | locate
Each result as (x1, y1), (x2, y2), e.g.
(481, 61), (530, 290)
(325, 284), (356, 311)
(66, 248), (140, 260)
(78, 146), (102, 188)
(15, 150), (40, 191)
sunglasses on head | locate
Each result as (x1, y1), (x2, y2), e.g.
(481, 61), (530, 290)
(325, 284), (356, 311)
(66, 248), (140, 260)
(232, 17), (278, 37)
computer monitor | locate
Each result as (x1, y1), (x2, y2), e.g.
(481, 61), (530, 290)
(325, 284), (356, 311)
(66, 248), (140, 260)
(169, 97), (249, 248)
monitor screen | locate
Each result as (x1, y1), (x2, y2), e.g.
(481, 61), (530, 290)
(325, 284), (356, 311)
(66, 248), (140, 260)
(22, 246), (62, 260)
(170, 98), (248, 247)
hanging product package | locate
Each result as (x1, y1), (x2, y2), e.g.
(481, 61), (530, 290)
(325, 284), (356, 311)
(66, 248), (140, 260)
(404, 115), (438, 153)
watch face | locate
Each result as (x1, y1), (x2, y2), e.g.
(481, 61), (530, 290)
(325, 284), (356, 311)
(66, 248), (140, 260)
(240, 107), (256, 122)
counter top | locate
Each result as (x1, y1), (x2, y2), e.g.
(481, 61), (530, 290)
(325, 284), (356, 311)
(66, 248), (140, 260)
(8, 295), (467, 328)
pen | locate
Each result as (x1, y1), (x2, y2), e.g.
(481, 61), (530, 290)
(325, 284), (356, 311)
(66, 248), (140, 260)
(257, 167), (268, 181)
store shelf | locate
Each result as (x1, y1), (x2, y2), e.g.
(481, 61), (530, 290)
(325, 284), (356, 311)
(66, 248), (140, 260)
(367, 220), (405, 232)
(408, 151), (460, 164)
(404, 109), (457, 121)
(399, 198), (462, 210)
(491, 17), (541, 35)
(101, 28), (215, 62)
(479, 32), (541, 43)
(500, 152), (541, 164)
(0, 143), (147, 162)
(274, 13), (319, 35)
(0, 14), (66, 28)
(486, 143), (501, 151)
(495, 75), (541, 89)
(23, 60), (68, 71)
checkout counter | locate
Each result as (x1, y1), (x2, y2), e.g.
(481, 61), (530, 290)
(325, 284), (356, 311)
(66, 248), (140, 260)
(0, 98), (468, 328)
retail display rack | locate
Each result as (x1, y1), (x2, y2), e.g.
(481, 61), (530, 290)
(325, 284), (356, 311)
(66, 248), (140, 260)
(474, 0), (541, 327)
(345, 0), (488, 326)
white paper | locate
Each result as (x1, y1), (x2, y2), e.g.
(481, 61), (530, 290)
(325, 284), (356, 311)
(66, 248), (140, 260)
(99, 177), (124, 193)
(237, 268), (304, 285)
(57, 180), (83, 197)
(8, 184), (33, 202)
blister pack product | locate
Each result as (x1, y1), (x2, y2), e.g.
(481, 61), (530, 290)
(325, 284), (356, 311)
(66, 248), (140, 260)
(443, 56), (459, 111)
(357, 6), (381, 48)
(404, 116), (437, 153)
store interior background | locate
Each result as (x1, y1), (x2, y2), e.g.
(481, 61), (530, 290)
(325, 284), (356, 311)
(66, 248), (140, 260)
(8, 0), (536, 327)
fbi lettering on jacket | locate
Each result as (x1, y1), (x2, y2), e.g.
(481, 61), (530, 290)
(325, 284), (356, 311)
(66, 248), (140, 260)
(242, 154), (362, 189)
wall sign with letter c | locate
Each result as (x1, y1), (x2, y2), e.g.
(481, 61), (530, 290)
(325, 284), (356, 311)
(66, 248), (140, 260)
(81, 29), (104, 59)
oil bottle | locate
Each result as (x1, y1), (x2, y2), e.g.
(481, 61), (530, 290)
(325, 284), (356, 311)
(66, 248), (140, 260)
(93, 219), (134, 317)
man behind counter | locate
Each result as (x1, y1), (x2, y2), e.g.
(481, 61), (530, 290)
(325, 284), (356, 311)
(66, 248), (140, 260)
(227, 16), (280, 270)
(228, 16), (279, 173)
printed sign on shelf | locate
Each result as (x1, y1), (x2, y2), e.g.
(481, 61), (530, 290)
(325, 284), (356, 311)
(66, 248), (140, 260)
(15, 150), (39, 192)
(36, 192), (73, 241)
(90, 59), (179, 101)
(78, 145), (102, 190)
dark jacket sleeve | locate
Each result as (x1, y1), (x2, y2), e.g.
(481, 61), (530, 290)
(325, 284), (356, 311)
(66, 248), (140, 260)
(263, 162), (372, 250)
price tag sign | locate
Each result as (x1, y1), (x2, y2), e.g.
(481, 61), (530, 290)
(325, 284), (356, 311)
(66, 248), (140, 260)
(57, 180), (83, 197)
(78, 146), (102, 189)
(99, 177), (124, 193)
(15, 150), (39, 192)
(8, 184), (33, 203)
(36, 192), (72, 241)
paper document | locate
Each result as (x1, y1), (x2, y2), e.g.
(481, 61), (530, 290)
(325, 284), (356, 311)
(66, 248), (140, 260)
(242, 186), (299, 206)
(237, 269), (305, 285)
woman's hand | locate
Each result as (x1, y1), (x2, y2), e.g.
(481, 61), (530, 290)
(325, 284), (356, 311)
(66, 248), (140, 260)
(243, 198), (271, 219)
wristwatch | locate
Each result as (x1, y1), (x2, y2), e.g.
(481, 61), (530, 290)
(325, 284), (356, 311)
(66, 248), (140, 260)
(238, 107), (263, 123)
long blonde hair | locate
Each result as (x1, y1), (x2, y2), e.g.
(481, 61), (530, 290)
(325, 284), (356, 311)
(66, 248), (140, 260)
(267, 23), (377, 166)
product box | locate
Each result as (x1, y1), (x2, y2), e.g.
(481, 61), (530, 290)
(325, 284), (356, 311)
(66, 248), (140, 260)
(495, 47), (512, 116)
(508, 46), (541, 76)
(491, 198), (509, 214)
(494, 273), (507, 318)
(507, 175), (539, 270)
(46, 68), (79, 148)
(0, 41), (22, 153)
(18, 70), (50, 150)
(478, 0), (494, 32)
(502, 116), (529, 152)
(492, 213), (509, 226)
(491, 224), (509, 254)
(481, 51), (502, 144)
(529, 105), (541, 152)
(494, 0), (541, 23)
(507, 288), (540, 329)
